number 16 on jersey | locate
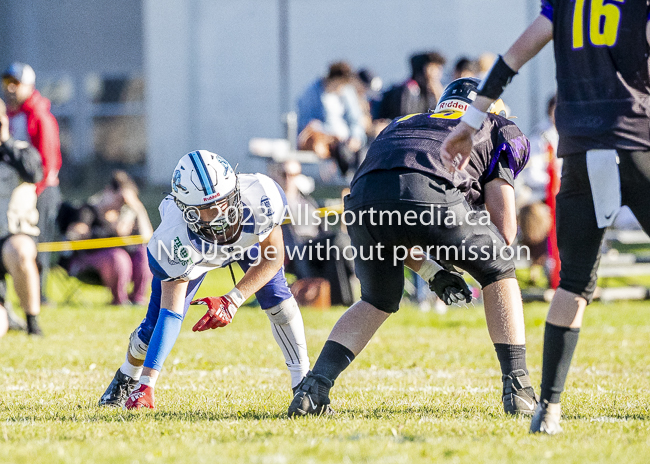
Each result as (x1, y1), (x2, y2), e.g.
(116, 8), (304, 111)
(573, 0), (625, 49)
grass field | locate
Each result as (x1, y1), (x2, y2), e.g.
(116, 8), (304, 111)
(1, 269), (650, 463)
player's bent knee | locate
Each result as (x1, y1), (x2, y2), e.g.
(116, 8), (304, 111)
(472, 261), (516, 289)
(128, 329), (148, 361)
(264, 296), (300, 325)
(361, 296), (400, 314)
(559, 280), (597, 304)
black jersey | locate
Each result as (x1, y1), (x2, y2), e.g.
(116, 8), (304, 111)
(350, 112), (530, 205)
(542, 0), (650, 156)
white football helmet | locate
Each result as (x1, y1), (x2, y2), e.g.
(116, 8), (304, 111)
(171, 150), (242, 244)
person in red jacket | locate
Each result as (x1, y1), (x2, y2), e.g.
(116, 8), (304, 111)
(2, 63), (62, 303)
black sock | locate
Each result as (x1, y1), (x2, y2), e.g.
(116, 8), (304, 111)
(311, 340), (356, 384)
(494, 344), (528, 376)
(26, 315), (42, 335)
(540, 322), (580, 403)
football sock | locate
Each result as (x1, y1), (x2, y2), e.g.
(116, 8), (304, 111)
(120, 354), (143, 380)
(143, 308), (183, 371)
(494, 343), (528, 376)
(311, 340), (356, 384)
(268, 311), (310, 389)
(540, 322), (580, 403)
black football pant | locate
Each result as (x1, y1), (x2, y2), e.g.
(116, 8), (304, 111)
(344, 171), (516, 314)
(556, 150), (650, 302)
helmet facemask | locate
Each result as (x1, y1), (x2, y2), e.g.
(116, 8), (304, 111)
(176, 177), (243, 245)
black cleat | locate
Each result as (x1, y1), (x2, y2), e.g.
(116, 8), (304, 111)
(502, 369), (538, 416)
(26, 315), (43, 337)
(288, 372), (334, 418)
(99, 369), (138, 407)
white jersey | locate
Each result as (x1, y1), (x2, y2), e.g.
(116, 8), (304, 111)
(147, 173), (287, 281)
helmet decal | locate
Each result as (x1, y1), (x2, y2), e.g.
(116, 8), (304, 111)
(172, 170), (187, 193)
(216, 155), (231, 176)
(188, 151), (215, 195)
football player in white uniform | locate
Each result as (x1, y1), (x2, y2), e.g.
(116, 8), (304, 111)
(99, 150), (310, 409)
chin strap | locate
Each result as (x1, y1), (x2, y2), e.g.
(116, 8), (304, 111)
(228, 263), (237, 286)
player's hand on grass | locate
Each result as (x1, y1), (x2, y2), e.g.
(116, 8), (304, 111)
(440, 121), (475, 173)
(429, 270), (472, 306)
(191, 296), (237, 331)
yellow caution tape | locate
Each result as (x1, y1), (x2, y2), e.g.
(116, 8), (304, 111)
(37, 204), (345, 252)
(281, 204), (344, 224)
(37, 235), (149, 252)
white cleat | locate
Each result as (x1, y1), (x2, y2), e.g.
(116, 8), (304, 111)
(530, 400), (562, 435)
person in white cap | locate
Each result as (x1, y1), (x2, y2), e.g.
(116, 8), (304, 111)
(2, 62), (62, 303)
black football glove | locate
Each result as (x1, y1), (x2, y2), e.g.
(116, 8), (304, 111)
(428, 270), (472, 306)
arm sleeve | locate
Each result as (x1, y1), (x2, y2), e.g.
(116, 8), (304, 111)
(0, 138), (44, 184)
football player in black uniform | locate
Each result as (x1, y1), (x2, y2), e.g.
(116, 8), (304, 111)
(442, 1), (650, 434)
(288, 78), (537, 418)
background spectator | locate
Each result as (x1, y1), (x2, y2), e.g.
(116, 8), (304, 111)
(276, 160), (355, 306)
(297, 61), (367, 176)
(378, 51), (447, 119)
(516, 95), (560, 289)
(57, 171), (153, 306)
(453, 57), (479, 80)
(2, 63), (62, 304)
(0, 97), (44, 336)
(516, 95), (558, 206)
(477, 52), (497, 79)
(355, 68), (390, 142)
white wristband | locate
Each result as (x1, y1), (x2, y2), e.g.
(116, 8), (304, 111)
(461, 105), (488, 130)
(225, 287), (246, 309)
(417, 258), (443, 283)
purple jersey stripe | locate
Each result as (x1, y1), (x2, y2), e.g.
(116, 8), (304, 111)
(541, 0), (553, 21)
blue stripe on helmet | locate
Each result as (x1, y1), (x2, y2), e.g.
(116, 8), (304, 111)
(189, 151), (215, 195)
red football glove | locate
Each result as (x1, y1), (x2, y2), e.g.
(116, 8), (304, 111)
(191, 296), (237, 331)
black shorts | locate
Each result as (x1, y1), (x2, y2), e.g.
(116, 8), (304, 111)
(556, 151), (650, 302)
(345, 170), (516, 313)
